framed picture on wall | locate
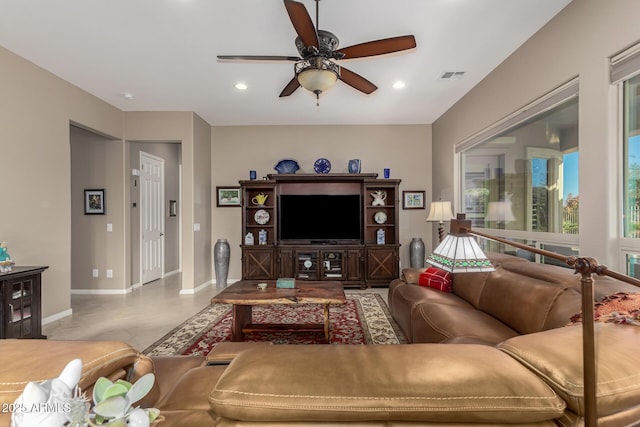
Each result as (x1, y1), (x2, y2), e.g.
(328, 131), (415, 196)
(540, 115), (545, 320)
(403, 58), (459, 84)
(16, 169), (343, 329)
(216, 187), (241, 207)
(84, 189), (106, 214)
(402, 190), (426, 210)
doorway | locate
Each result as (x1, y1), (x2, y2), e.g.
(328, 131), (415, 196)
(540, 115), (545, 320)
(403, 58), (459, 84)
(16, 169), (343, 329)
(140, 151), (165, 284)
(130, 142), (181, 288)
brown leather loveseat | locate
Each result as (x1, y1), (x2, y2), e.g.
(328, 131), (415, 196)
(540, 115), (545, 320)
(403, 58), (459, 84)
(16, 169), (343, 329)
(388, 252), (639, 345)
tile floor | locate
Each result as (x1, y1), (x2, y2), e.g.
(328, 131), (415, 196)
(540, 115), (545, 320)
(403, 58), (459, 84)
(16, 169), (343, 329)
(42, 275), (389, 351)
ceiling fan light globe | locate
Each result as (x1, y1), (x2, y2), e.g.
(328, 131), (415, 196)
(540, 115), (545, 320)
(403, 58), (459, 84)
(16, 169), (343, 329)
(297, 68), (338, 93)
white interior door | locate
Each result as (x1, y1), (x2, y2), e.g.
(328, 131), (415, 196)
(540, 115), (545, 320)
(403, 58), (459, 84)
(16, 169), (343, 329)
(141, 152), (164, 284)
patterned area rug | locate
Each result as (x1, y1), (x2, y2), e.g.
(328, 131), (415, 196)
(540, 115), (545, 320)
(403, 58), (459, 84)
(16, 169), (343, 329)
(568, 291), (640, 326)
(144, 293), (406, 356)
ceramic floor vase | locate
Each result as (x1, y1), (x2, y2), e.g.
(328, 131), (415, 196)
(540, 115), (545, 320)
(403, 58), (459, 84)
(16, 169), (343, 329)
(214, 239), (230, 287)
(409, 237), (425, 268)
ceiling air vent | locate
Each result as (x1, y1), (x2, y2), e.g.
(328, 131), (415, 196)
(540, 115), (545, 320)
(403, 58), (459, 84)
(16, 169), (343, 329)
(440, 71), (466, 80)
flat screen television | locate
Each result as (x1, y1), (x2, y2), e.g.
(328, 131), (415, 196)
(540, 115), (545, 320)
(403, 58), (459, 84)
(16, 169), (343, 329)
(279, 194), (362, 244)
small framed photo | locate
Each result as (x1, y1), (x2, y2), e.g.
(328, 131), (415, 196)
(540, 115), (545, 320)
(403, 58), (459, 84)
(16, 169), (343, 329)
(402, 190), (426, 210)
(216, 187), (241, 207)
(84, 189), (106, 215)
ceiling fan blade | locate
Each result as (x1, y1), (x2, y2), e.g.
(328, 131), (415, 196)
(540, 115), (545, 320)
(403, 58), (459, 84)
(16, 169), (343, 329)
(284, 0), (318, 49)
(337, 35), (417, 59)
(339, 67), (377, 94)
(279, 77), (300, 97)
(217, 55), (300, 62)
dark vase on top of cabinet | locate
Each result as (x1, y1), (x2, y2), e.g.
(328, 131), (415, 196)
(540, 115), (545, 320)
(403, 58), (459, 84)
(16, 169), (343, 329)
(239, 173), (400, 288)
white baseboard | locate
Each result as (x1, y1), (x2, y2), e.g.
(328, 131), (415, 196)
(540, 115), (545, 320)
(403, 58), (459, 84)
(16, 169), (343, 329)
(215, 278), (240, 287)
(42, 309), (73, 325)
(179, 279), (214, 295)
(71, 287), (133, 295)
(164, 269), (180, 277)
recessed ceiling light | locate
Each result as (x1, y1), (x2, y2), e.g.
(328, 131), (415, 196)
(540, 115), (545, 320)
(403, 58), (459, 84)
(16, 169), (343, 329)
(123, 92), (134, 100)
(392, 81), (406, 89)
(235, 82), (248, 90)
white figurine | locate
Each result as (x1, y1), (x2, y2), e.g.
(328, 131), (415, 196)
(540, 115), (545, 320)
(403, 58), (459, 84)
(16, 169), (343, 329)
(11, 359), (83, 427)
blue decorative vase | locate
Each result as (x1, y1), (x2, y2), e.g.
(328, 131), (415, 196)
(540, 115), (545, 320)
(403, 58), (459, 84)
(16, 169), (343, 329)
(214, 239), (230, 287)
(274, 159), (300, 174)
(348, 159), (361, 174)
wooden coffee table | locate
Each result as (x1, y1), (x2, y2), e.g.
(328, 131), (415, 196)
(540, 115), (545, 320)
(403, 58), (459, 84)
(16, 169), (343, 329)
(210, 280), (346, 342)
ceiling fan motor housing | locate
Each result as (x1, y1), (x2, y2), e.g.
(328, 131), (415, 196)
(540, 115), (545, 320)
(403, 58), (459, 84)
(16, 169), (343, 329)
(295, 30), (339, 58)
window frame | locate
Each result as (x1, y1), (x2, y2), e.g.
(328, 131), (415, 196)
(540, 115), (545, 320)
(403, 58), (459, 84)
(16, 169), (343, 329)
(613, 43), (640, 273)
(454, 79), (580, 259)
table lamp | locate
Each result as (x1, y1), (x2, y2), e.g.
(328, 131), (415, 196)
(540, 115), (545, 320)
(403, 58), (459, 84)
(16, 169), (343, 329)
(426, 201), (454, 242)
(485, 200), (516, 226)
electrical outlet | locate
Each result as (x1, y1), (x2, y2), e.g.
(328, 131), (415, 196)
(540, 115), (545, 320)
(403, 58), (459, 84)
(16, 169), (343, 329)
(92, 269), (99, 278)
(107, 223), (113, 232)
(106, 269), (113, 278)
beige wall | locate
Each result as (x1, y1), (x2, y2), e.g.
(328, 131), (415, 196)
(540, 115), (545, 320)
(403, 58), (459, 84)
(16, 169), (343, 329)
(211, 124), (432, 279)
(0, 46), (123, 319)
(433, 0), (640, 266)
(0, 41), (216, 321)
(124, 111), (213, 292)
(193, 115), (213, 289)
(1, 42), (429, 323)
(70, 126), (127, 292)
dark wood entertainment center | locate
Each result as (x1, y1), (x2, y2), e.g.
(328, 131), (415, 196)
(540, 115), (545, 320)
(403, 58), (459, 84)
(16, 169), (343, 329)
(240, 173), (400, 288)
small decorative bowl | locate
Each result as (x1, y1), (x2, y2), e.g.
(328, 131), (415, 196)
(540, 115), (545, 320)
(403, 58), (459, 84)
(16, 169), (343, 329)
(257, 282), (268, 290)
(274, 159), (300, 174)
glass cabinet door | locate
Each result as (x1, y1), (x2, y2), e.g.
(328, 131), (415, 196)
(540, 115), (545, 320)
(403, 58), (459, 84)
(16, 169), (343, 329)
(322, 251), (345, 279)
(296, 252), (318, 280)
(9, 279), (33, 338)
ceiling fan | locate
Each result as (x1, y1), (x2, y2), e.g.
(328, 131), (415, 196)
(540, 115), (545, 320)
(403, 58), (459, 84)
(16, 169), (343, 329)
(217, 0), (417, 104)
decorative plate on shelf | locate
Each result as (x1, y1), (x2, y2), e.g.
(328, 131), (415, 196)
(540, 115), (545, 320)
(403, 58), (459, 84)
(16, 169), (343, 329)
(374, 211), (388, 224)
(254, 209), (270, 225)
(313, 158), (331, 174)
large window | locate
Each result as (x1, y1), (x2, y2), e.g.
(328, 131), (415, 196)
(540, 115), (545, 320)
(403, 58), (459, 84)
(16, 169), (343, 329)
(460, 96), (579, 235)
(623, 74), (640, 238)
(456, 82), (579, 265)
(611, 43), (640, 273)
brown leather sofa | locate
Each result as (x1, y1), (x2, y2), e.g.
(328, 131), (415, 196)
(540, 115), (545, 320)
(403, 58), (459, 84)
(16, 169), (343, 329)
(2, 324), (640, 426)
(388, 252), (639, 345)
(1, 254), (640, 426)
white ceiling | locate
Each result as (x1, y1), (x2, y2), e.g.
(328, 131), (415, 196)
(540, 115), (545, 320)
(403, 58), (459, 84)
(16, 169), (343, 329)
(0, 0), (571, 126)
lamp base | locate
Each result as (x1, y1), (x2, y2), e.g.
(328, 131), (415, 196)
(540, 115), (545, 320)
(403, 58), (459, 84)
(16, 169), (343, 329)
(438, 223), (445, 242)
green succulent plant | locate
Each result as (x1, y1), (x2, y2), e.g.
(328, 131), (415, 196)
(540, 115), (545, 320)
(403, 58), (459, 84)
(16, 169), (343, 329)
(89, 373), (160, 427)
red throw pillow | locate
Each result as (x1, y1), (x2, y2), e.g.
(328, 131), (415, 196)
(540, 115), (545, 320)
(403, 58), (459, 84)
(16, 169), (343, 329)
(418, 267), (452, 292)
